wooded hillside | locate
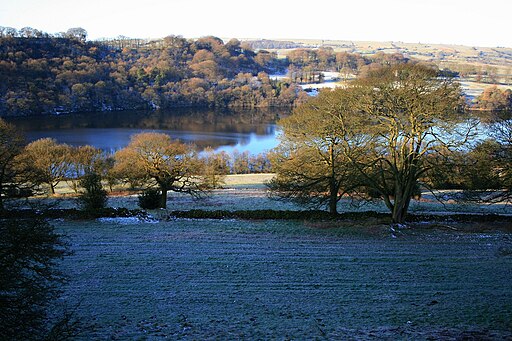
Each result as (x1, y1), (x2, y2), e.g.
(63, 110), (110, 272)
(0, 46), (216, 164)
(0, 34), (306, 116)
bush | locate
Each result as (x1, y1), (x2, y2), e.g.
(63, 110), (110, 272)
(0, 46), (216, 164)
(138, 189), (161, 209)
(0, 218), (70, 340)
(78, 172), (107, 212)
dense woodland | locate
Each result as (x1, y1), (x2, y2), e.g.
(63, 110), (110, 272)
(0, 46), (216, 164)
(0, 28), (309, 116)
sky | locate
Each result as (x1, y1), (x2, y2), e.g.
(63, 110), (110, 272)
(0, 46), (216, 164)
(0, 0), (510, 47)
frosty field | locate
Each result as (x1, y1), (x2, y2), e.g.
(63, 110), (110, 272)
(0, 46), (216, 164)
(54, 217), (512, 339)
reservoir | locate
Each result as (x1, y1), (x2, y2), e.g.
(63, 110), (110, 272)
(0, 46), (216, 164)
(6, 108), (286, 155)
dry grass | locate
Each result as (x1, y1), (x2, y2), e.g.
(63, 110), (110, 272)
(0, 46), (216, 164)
(223, 173), (274, 187)
(41, 174), (275, 197)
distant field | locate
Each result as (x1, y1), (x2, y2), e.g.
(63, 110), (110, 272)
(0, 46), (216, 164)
(55, 218), (512, 339)
(246, 38), (512, 89)
(255, 38), (512, 68)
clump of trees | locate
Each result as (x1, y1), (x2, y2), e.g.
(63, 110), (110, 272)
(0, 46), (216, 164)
(2, 80), (512, 223)
(286, 48), (410, 83)
(269, 63), (477, 223)
(13, 137), (105, 197)
(18, 138), (72, 195)
(0, 116), (275, 210)
(113, 132), (214, 208)
(474, 86), (512, 112)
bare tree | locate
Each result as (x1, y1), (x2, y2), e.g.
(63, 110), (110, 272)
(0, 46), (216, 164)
(268, 88), (365, 215)
(114, 132), (214, 208)
(19, 138), (72, 195)
(270, 64), (472, 223)
(351, 63), (469, 223)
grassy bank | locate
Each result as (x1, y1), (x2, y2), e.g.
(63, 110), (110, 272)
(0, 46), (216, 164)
(20, 173), (512, 218)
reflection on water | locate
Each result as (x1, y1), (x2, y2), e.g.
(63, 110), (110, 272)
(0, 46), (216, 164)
(7, 108), (288, 154)
(215, 132), (280, 155)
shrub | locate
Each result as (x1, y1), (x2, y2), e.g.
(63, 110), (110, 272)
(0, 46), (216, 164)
(138, 189), (161, 209)
(78, 172), (107, 212)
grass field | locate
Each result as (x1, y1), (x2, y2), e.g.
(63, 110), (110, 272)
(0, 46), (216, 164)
(33, 173), (512, 216)
(55, 217), (512, 339)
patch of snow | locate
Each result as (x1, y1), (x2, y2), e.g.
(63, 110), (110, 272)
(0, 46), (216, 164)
(322, 71), (341, 81)
(301, 82), (340, 90)
(269, 72), (289, 81)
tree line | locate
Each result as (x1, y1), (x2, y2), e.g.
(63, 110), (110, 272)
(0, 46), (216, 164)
(0, 28), (308, 116)
(286, 48), (411, 82)
(2, 73), (512, 222)
(0, 121), (274, 211)
(2, 26), (511, 118)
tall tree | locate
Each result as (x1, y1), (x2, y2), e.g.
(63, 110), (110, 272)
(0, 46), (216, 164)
(0, 119), (30, 210)
(19, 138), (72, 195)
(353, 63), (468, 223)
(268, 88), (365, 214)
(114, 132), (213, 208)
(270, 64), (471, 222)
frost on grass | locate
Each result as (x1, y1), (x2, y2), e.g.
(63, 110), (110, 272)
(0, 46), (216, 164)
(97, 215), (158, 225)
(57, 219), (512, 340)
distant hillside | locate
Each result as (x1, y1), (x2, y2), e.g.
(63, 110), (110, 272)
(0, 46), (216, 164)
(0, 35), (304, 116)
(244, 39), (512, 85)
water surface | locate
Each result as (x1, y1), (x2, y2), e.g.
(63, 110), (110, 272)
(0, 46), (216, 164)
(8, 108), (286, 154)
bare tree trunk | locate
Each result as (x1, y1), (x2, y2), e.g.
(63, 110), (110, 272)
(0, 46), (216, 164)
(391, 182), (413, 224)
(328, 190), (338, 215)
(391, 199), (409, 224)
(328, 144), (338, 215)
(160, 188), (168, 209)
